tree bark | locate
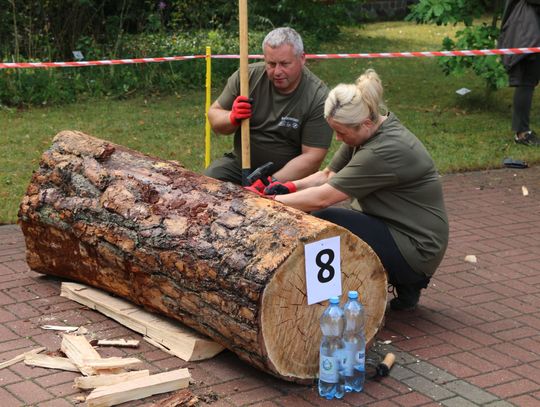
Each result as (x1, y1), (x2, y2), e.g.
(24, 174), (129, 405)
(18, 130), (387, 382)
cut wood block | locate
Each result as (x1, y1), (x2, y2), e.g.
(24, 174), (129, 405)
(74, 370), (150, 390)
(0, 347), (45, 370)
(85, 368), (190, 407)
(24, 354), (79, 372)
(61, 282), (224, 361)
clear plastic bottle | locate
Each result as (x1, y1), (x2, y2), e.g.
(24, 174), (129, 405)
(342, 290), (366, 392)
(318, 296), (345, 400)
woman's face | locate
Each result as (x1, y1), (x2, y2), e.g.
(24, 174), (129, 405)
(327, 117), (373, 146)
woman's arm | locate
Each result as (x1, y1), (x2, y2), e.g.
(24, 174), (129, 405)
(293, 167), (334, 190)
(275, 182), (349, 212)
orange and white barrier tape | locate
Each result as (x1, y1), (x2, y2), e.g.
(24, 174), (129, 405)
(1, 47), (539, 69)
(0, 55), (204, 69)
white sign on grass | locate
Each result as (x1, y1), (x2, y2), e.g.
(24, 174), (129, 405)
(304, 236), (341, 305)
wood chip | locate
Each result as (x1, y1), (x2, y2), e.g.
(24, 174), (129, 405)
(152, 389), (198, 407)
(41, 325), (79, 332)
(96, 339), (139, 348)
(0, 347), (46, 370)
(24, 353), (79, 372)
(84, 357), (142, 370)
(61, 334), (103, 376)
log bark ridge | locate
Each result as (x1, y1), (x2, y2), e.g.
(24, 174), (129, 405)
(19, 130), (387, 381)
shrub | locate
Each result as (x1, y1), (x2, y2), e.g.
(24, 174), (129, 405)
(0, 30), (268, 107)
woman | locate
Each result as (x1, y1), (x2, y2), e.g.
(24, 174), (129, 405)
(265, 69), (449, 311)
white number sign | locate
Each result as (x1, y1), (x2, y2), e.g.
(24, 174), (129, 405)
(304, 236), (341, 305)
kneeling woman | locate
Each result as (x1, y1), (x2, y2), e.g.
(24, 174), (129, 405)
(268, 69), (449, 310)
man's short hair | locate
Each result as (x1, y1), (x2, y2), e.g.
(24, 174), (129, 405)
(262, 27), (304, 57)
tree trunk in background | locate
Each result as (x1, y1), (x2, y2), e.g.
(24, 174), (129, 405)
(18, 131), (387, 382)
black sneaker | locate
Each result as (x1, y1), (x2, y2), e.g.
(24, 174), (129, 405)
(389, 283), (424, 311)
(514, 130), (540, 146)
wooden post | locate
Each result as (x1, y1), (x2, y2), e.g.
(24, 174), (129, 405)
(239, 0), (251, 186)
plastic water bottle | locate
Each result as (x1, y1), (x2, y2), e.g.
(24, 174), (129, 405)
(342, 291), (366, 392)
(318, 296), (345, 399)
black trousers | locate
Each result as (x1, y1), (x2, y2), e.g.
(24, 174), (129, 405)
(509, 54), (540, 133)
(312, 207), (429, 287)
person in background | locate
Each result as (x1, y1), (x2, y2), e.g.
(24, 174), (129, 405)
(498, 0), (540, 146)
(205, 27), (333, 190)
(266, 69), (449, 311)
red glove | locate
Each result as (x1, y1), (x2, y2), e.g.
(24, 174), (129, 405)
(244, 185), (264, 196)
(229, 96), (252, 126)
(244, 176), (274, 195)
(264, 181), (297, 195)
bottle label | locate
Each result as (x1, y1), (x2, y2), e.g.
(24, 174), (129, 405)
(356, 351), (365, 370)
(342, 342), (356, 375)
(319, 355), (339, 383)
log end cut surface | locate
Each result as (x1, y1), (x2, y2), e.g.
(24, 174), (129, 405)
(261, 224), (387, 380)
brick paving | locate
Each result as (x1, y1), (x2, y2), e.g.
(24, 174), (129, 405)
(0, 166), (539, 406)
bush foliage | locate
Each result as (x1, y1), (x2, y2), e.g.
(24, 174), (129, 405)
(406, 0), (507, 90)
(0, 0), (359, 106)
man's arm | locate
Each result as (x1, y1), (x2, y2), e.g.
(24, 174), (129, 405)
(207, 100), (238, 135)
(272, 145), (328, 182)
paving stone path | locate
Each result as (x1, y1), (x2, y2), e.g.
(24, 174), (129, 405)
(1, 166), (539, 406)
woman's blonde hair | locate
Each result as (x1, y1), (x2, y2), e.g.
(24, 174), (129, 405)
(324, 69), (386, 126)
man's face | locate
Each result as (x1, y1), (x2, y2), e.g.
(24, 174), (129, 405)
(264, 44), (305, 94)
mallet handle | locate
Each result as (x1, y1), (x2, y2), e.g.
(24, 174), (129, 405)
(239, 0), (251, 185)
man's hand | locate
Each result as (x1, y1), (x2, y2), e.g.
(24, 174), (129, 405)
(229, 96), (252, 126)
(264, 181), (297, 195)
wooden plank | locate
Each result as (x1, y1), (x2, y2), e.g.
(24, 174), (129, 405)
(0, 347), (45, 370)
(85, 368), (190, 407)
(61, 282), (224, 361)
(74, 370), (150, 390)
(24, 354), (79, 372)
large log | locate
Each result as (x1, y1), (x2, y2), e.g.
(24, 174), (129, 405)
(18, 131), (387, 382)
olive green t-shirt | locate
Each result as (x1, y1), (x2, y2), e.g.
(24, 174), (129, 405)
(217, 62), (333, 173)
(328, 113), (449, 277)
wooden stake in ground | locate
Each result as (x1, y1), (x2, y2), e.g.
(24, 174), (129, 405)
(19, 131), (387, 382)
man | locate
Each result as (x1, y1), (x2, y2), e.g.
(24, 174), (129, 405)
(498, 0), (540, 146)
(205, 27), (333, 188)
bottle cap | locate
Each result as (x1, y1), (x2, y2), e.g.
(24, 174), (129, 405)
(329, 296), (340, 304)
(348, 291), (358, 299)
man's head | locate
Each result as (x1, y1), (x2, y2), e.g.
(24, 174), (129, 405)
(262, 27), (306, 94)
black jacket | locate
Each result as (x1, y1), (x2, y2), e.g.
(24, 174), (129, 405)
(498, 0), (540, 69)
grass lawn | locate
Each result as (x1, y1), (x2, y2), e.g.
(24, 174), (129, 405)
(1, 18), (539, 224)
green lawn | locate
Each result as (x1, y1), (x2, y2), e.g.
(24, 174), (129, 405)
(1, 19), (539, 224)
